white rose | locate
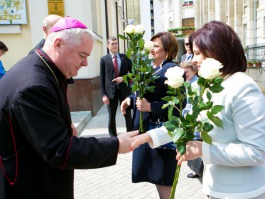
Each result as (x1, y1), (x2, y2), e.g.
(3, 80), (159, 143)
(165, 67), (184, 88)
(134, 25), (145, 34)
(198, 58), (223, 80)
(124, 25), (134, 34)
(144, 41), (154, 52)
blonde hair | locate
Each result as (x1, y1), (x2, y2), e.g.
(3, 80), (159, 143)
(180, 61), (198, 73)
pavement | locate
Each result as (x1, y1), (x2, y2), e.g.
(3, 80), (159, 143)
(71, 105), (208, 199)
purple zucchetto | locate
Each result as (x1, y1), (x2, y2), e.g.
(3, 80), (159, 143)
(50, 16), (87, 33)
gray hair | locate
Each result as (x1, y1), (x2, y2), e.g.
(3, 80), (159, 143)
(46, 28), (95, 47)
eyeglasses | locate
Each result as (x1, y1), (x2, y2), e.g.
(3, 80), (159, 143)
(184, 43), (190, 46)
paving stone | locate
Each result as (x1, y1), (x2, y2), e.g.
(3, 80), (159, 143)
(73, 105), (208, 199)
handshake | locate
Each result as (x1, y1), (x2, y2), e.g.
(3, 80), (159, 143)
(117, 130), (153, 154)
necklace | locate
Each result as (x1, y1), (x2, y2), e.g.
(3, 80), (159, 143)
(35, 50), (59, 85)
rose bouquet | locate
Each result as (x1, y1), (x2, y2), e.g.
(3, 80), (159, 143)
(119, 25), (159, 132)
(162, 58), (224, 199)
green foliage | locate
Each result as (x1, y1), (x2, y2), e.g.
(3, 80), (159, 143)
(163, 76), (224, 155)
(118, 28), (159, 132)
(168, 26), (195, 32)
(118, 33), (158, 99)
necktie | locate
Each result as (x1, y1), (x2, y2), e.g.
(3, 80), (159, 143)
(186, 54), (192, 61)
(113, 55), (119, 77)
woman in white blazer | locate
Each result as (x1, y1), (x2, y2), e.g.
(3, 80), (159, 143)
(130, 21), (265, 199)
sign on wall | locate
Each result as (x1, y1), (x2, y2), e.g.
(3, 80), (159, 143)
(0, 0), (27, 24)
(48, 0), (64, 17)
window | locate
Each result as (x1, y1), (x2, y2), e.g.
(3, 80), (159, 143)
(243, 5), (247, 15)
(182, 18), (194, 27)
(263, 17), (265, 38)
(91, 0), (102, 35)
(183, 1), (193, 6)
(182, 18), (195, 35)
(168, 0), (172, 11)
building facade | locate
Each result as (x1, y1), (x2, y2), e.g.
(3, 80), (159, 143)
(137, 0), (265, 60)
(0, 0), (128, 114)
(1, 0), (264, 113)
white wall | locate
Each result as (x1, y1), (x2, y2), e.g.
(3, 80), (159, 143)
(27, 0), (104, 79)
(153, 0), (163, 33)
(140, 0), (151, 40)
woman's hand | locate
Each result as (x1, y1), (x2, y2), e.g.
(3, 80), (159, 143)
(130, 133), (153, 150)
(118, 130), (139, 154)
(121, 97), (131, 115)
(136, 97), (151, 112)
(176, 141), (202, 165)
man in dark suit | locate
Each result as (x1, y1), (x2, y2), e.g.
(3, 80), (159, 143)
(180, 34), (193, 63)
(100, 36), (132, 137)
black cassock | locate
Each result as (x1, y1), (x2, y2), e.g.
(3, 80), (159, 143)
(0, 50), (119, 199)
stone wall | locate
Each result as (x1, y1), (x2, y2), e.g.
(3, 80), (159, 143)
(67, 77), (102, 116)
(246, 67), (265, 95)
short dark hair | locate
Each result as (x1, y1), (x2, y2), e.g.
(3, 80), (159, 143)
(0, 41), (8, 52)
(151, 32), (178, 62)
(191, 21), (247, 76)
(107, 36), (118, 44)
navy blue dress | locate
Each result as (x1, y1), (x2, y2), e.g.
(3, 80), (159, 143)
(130, 60), (182, 186)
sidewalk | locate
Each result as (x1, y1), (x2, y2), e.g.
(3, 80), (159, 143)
(73, 105), (208, 199)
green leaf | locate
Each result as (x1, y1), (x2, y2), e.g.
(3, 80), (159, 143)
(122, 75), (128, 86)
(211, 105), (224, 115)
(138, 39), (145, 50)
(207, 112), (223, 127)
(202, 122), (213, 132)
(206, 101), (213, 109)
(198, 101), (208, 110)
(126, 49), (132, 58)
(132, 83), (138, 93)
(168, 106), (174, 118)
(197, 77), (206, 87)
(162, 96), (174, 102)
(212, 77), (224, 84)
(118, 34), (127, 40)
(206, 90), (212, 101)
(177, 143), (186, 155)
(170, 116), (181, 123)
(171, 128), (185, 142)
(162, 103), (169, 109)
(173, 97), (180, 105)
(201, 131), (212, 144)
(164, 122), (177, 132)
(146, 86), (155, 93)
(209, 84), (224, 93)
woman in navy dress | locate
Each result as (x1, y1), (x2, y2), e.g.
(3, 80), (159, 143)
(121, 32), (182, 199)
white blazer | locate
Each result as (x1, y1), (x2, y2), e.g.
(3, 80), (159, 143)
(147, 72), (265, 199)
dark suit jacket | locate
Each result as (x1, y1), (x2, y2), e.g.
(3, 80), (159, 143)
(28, 39), (45, 55)
(181, 53), (193, 63)
(100, 53), (132, 100)
(0, 51), (119, 199)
